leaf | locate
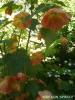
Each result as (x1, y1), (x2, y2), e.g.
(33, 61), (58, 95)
(0, 1), (22, 12)
(0, 20), (2, 26)
(3, 48), (31, 75)
(61, 81), (71, 91)
(0, 18), (12, 27)
(36, 3), (51, 12)
(40, 27), (58, 48)
(24, 4), (50, 21)
(45, 40), (59, 56)
(26, 81), (39, 98)
(54, 0), (66, 6)
(36, 3), (45, 10)
(28, 64), (43, 77)
(29, 19), (39, 30)
(46, 84), (55, 93)
(0, 58), (3, 66)
(26, 0), (38, 4)
(0, 39), (11, 44)
(0, 31), (6, 40)
(45, 46), (57, 56)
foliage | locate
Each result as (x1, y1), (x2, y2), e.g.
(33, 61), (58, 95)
(0, 0), (75, 100)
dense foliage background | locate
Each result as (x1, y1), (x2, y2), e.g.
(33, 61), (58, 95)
(0, 0), (75, 100)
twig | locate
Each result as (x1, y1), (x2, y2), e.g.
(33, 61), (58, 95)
(18, 30), (22, 48)
(26, 29), (31, 51)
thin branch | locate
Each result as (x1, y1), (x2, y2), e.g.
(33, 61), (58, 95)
(18, 30), (22, 48)
(26, 30), (31, 51)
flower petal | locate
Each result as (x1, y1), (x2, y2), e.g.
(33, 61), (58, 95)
(41, 8), (71, 31)
(13, 12), (32, 30)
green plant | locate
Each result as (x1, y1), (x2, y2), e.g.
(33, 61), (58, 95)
(0, 0), (75, 100)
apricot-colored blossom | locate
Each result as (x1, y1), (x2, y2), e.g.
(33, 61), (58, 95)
(0, 73), (27, 94)
(60, 37), (68, 45)
(0, 77), (10, 94)
(0, 76), (17, 94)
(20, 93), (29, 100)
(30, 51), (44, 66)
(13, 12), (32, 30)
(8, 35), (19, 53)
(5, 8), (12, 15)
(8, 42), (18, 53)
(16, 93), (30, 100)
(41, 8), (71, 31)
(31, 78), (46, 86)
(13, 84), (21, 92)
(17, 72), (28, 82)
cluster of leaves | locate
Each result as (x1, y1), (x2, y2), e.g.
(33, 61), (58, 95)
(0, 0), (75, 100)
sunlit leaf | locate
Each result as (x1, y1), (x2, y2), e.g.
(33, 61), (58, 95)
(26, 0), (38, 4)
(0, 1), (22, 12)
(45, 40), (60, 56)
(36, 3), (51, 12)
(54, 0), (67, 7)
(40, 27), (58, 48)
(24, 4), (51, 21)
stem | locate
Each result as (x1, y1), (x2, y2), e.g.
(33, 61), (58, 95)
(26, 2), (32, 51)
(18, 30), (22, 47)
(24, 3), (26, 9)
(0, 46), (4, 58)
(3, 43), (6, 55)
(26, 30), (31, 51)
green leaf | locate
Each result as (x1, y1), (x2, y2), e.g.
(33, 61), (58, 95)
(0, 39), (11, 44)
(0, 58), (3, 66)
(3, 48), (31, 75)
(61, 81), (71, 91)
(0, 31), (6, 40)
(0, 38), (13, 48)
(46, 84), (55, 93)
(26, 0), (38, 4)
(36, 3), (45, 10)
(36, 3), (51, 12)
(0, 20), (2, 26)
(41, 27), (58, 48)
(46, 46), (56, 56)
(45, 40), (60, 56)
(27, 64), (43, 77)
(26, 81), (39, 98)
(0, 1), (22, 12)
(54, 0), (66, 6)
(29, 19), (39, 30)
(0, 18), (12, 27)
(24, 4), (50, 21)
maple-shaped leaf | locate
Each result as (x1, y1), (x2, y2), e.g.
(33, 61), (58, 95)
(40, 27), (58, 48)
